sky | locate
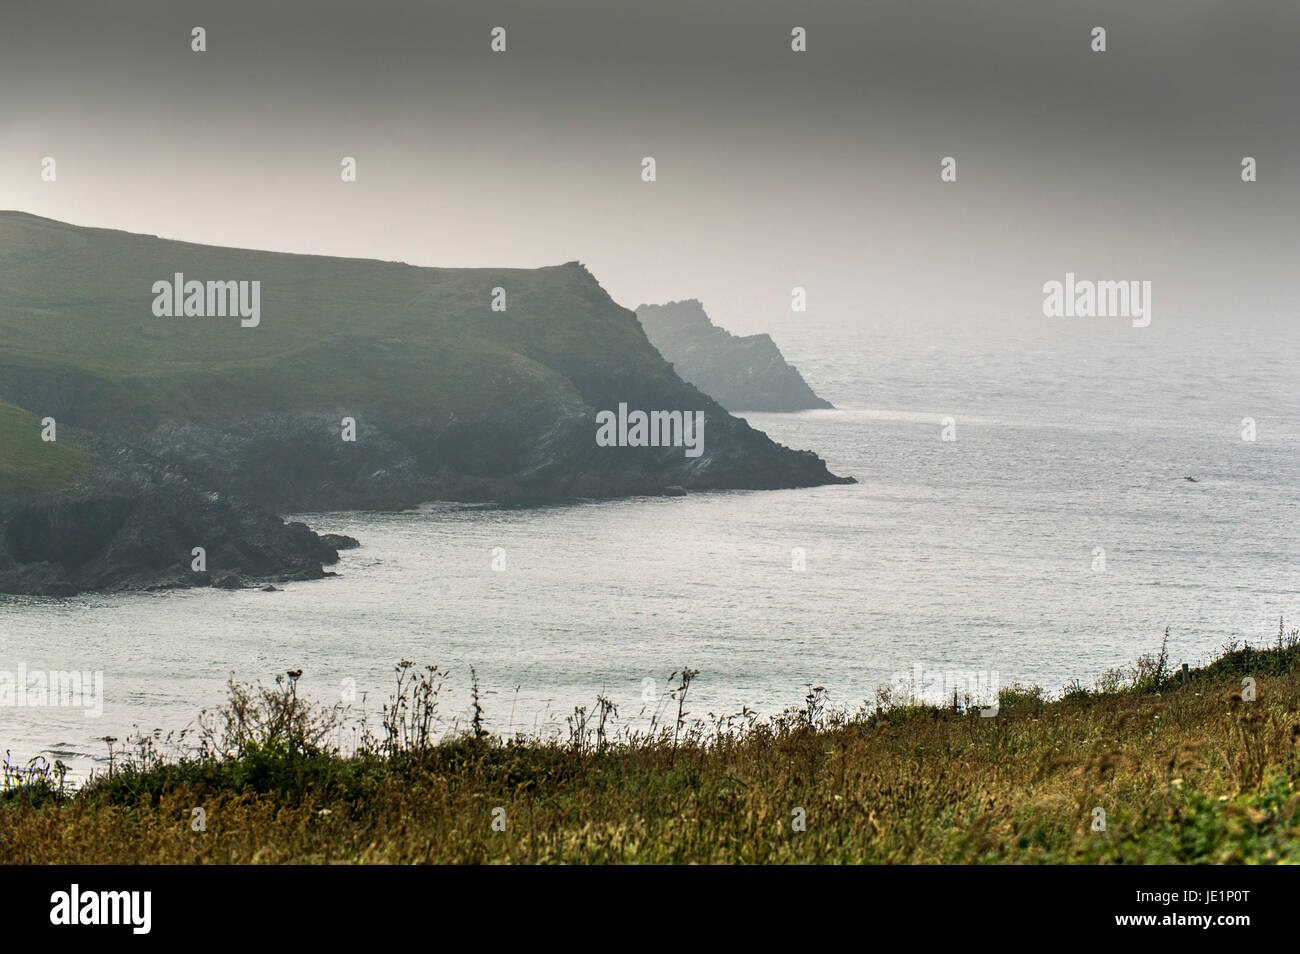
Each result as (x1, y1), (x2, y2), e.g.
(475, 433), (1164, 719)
(1, 0), (1296, 334)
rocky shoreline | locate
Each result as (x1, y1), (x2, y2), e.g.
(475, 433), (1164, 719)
(0, 442), (360, 597)
(0, 410), (848, 596)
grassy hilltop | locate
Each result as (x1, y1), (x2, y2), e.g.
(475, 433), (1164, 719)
(0, 211), (686, 423)
(4, 625), (1298, 864)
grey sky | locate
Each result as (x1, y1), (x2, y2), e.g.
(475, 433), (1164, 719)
(2, 0), (1295, 333)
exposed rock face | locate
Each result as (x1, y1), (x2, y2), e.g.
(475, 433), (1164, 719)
(122, 407), (847, 513)
(0, 451), (358, 597)
(636, 300), (833, 412)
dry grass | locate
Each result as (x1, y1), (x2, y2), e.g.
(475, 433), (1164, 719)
(4, 629), (1300, 864)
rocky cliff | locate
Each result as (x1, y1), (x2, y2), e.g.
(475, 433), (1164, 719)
(636, 300), (833, 412)
(0, 212), (851, 594)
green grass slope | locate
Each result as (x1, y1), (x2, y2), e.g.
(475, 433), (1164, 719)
(0, 400), (86, 493)
(0, 211), (695, 425)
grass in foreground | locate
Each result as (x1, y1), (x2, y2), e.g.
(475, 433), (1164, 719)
(3, 624), (1300, 864)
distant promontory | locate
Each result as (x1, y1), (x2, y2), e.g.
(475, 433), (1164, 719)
(636, 300), (833, 413)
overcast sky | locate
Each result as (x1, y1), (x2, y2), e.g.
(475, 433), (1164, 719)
(2, 0), (1295, 333)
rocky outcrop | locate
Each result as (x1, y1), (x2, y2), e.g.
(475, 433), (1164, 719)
(636, 300), (833, 412)
(119, 405), (847, 513)
(0, 489), (356, 597)
(0, 442), (357, 596)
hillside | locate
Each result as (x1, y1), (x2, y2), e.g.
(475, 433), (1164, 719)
(0, 212), (850, 593)
(636, 300), (833, 412)
(0, 400), (86, 493)
(5, 630), (1298, 863)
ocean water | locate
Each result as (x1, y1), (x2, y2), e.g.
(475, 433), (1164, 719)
(3, 312), (1297, 781)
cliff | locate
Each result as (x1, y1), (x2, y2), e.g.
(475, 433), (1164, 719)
(0, 213), (851, 593)
(636, 300), (833, 412)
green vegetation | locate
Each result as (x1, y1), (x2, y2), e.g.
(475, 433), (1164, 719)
(0, 400), (86, 492)
(0, 211), (692, 425)
(4, 622), (1299, 864)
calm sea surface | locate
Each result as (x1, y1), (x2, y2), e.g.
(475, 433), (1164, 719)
(3, 312), (1297, 780)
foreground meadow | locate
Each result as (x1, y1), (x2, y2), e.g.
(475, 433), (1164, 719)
(4, 626), (1299, 864)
